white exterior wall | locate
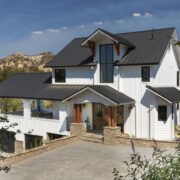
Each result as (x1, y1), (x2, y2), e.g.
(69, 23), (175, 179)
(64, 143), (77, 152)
(52, 67), (94, 85)
(119, 42), (179, 140)
(82, 103), (93, 129)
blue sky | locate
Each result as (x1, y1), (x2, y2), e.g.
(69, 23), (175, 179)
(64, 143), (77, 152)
(0, 0), (180, 57)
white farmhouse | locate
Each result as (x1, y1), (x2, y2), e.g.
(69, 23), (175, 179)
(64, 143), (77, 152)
(0, 27), (180, 151)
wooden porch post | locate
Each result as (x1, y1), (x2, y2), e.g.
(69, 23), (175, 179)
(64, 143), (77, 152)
(111, 106), (117, 127)
(107, 107), (112, 127)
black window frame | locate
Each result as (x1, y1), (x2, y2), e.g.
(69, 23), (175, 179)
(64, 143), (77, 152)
(141, 66), (150, 82)
(99, 44), (114, 83)
(158, 106), (167, 121)
(54, 69), (66, 83)
(177, 71), (179, 87)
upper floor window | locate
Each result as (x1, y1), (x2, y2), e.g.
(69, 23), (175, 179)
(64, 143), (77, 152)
(158, 106), (167, 121)
(100, 44), (114, 83)
(177, 71), (179, 86)
(54, 69), (66, 83)
(141, 66), (150, 82)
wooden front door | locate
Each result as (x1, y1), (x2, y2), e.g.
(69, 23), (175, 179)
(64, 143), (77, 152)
(74, 104), (82, 123)
(93, 103), (104, 130)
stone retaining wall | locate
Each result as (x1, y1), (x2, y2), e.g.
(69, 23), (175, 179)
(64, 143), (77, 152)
(115, 136), (178, 148)
(4, 136), (78, 164)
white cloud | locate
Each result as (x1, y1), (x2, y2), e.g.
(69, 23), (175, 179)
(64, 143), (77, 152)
(47, 28), (60, 33)
(62, 26), (67, 30)
(80, 24), (85, 28)
(144, 12), (153, 17)
(31, 31), (44, 35)
(114, 19), (124, 23)
(93, 21), (103, 25)
(132, 13), (141, 17)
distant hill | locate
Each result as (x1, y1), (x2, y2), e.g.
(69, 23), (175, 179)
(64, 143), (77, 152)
(0, 51), (54, 72)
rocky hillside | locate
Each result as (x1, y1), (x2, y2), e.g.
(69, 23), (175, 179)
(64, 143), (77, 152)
(0, 51), (54, 72)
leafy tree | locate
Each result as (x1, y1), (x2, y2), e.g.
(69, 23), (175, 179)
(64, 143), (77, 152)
(0, 115), (19, 173)
(113, 141), (180, 180)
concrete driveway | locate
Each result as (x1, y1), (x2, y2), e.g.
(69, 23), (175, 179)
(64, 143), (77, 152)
(0, 141), (165, 180)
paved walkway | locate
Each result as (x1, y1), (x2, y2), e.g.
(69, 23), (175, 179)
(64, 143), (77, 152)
(0, 142), (171, 180)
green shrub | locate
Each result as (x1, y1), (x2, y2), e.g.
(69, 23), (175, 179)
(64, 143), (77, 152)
(113, 141), (180, 180)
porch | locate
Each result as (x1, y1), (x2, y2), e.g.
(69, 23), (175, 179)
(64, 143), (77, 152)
(63, 87), (135, 138)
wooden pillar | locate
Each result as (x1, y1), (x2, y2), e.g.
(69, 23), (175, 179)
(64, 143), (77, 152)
(74, 104), (82, 123)
(111, 107), (117, 127)
(107, 107), (111, 127)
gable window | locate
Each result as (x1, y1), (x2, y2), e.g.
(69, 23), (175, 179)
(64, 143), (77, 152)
(54, 69), (66, 82)
(100, 44), (114, 83)
(177, 71), (179, 86)
(141, 66), (150, 82)
(158, 106), (167, 121)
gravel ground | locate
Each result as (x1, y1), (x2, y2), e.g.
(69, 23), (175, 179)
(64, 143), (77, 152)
(0, 141), (174, 180)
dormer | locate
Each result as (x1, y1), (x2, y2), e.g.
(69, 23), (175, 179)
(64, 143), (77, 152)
(81, 28), (135, 62)
(81, 29), (135, 83)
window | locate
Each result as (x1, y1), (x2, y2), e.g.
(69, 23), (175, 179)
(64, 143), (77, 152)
(100, 44), (114, 83)
(54, 69), (66, 82)
(158, 106), (167, 121)
(95, 104), (103, 117)
(177, 71), (179, 86)
(141, 67), (150, 82)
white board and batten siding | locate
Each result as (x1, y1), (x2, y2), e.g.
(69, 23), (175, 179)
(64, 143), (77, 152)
(119, 41), (179, 140)
(52, 67), (94, 85)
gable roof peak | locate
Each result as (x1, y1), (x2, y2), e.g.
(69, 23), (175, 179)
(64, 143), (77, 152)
(81, 28), (135, 48)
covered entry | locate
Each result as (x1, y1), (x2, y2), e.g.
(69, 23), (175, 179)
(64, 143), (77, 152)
(64, 86), (135, 131)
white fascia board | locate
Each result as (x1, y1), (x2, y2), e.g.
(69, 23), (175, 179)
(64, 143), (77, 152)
(62, 87), (117, 105)
(81, 30), (118, 46)
(147, 88), (173, 104)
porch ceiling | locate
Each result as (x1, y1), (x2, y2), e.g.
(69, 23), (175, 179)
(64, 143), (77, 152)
(147, 85), (180, 103)
(0, 73), (135, 105)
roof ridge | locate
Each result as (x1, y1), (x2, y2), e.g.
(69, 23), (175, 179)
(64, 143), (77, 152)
(73, 27), (176, 40)
(116, 27), (175, 35)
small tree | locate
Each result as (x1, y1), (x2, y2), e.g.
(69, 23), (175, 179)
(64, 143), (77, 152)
(0, 105), (19, 173)
(113, 141), (180, 180)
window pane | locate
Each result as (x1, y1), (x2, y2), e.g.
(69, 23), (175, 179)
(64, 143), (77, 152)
(177, 71), (179, 86)
(107, 64), (114, 83)
(100, 45), (106, 63)
(158, 106), (167, 121)
(142, 67), (150, 82)
(55, 69), (66, 82)
(100, 64), (107, 83)
(100, 44), (114, 83)
(106, 44), (113, 63)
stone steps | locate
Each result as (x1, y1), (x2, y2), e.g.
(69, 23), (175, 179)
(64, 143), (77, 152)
(81, 133), (104, 144)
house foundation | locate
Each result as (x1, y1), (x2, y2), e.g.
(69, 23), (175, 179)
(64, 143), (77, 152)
(15, 140), (24, 154)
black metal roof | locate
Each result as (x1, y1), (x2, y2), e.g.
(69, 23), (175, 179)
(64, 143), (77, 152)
(0, 73), (134, 105)
(81, 28), (135, 48)
(146, 86), (180, 103)
(44, 27), (175, 67)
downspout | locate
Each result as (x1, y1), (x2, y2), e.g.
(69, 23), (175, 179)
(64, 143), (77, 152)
(134, 104), (137, 137)
(118, 68), (120, 91)
(171, 103), (174, 140)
